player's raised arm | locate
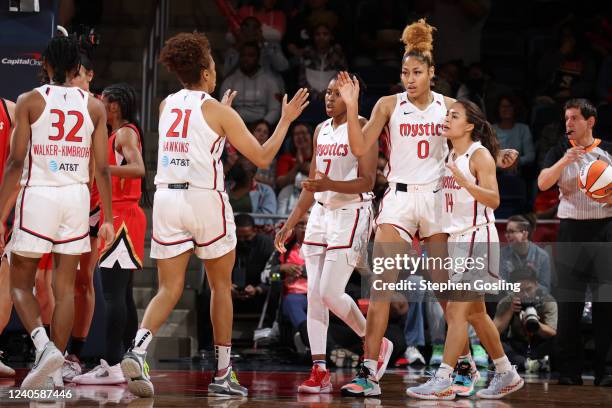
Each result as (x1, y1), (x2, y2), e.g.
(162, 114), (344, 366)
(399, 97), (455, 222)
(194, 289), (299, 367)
(217, 89), (309, 168)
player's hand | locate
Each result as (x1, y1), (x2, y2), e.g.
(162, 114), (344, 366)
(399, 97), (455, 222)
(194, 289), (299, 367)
(280, 263), (302, 278)
(274, 225), (294, 253)
(446, 161), (470, 188)
(497, 149), (519, 169)
(221, 89), (238, 106)
(511, 296), (522, 313)
(243, 284), (256, 298)
(281, 88), (310, 123)
(337, 71), (360, 108)
(591, 194), (612, 204)
(561, 146), (586, 166)
(98, 221), (115, 247)
(303, 171), (332, 192)
(231, 284), (241, 298)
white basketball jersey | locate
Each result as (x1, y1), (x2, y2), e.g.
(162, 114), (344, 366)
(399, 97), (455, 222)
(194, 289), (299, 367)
(441, 141), (495, 234)
(155, 89), (225, 191)
(22, 85), (94, 187)
(386, 91), (448, 184)
(314, 119), (374, 209)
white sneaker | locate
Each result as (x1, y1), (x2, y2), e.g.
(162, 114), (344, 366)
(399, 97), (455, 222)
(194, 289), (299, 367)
(49, 368), (63, 389)
(476, 366), (524, 399)
(73, 359), (126, 385)
(61, 358), (81, 382)
(21, 342), (64, 390)
(0, 351), (15, 377)
(404, 346), (426, 365)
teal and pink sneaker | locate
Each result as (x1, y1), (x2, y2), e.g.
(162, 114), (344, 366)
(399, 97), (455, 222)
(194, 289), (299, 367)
(341, 364), (381, 397)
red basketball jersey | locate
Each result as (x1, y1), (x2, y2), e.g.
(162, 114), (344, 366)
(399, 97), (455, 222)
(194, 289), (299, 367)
(109, 123), (142, 203)
(0, 99), (12, 182)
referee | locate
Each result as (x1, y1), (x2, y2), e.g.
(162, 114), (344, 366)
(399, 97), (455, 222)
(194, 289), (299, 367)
(538, 98), (612, 386)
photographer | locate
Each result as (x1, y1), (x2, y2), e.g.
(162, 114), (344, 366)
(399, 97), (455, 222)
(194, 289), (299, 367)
(501, 215), (552, 291)
(494, 266), (558, 371)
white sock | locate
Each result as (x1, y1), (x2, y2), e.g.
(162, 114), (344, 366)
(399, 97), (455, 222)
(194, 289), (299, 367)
(493, 356), (512, 373)
(364, 359), (377, 375)
(133, 328), (152, 352)
(31, 327), (49, 352)
(215, 344), (231, 372)
(436, 363), (454, 379)
(313, 360), (326, 370)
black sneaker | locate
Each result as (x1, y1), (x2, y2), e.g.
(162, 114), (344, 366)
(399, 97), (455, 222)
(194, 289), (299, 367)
(558, 375), (583, 386)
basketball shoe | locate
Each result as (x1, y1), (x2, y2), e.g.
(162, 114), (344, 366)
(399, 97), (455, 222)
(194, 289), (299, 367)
(375, 337), (393, 380)
(0, 351), (15, 377)
(406, 374), (455, 400)
(341, 364), (381, 397)
(476, 366), (524, 399)
(73, 359), (126, 385)
(452, 360), (480, 397)
(21, 342), (64, 390)
(298, 364), (332, 393)
(208, 366), (248, 396)
(61, 355), (81, 382)
(121, 349), (154, 397)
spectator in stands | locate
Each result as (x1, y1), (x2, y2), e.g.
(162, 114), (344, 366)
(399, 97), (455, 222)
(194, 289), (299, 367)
(248, 119), (276, 188)
(417, 0), (490, 66)
(501, 215), (552, 291)
(223, 16), (288, 90)
(493, 95), (535, 170)
(197, 214), (274, 350)
(276, 122), (313, 190)
(494, 266), (557, 372)
(536, 21), (597, 103)
(220, 41), (282, 124)
(237, 0), (287, 42)
(433, 61), (463, 98)
(297, 23), (347, 101)
(456, 63), (510, 119)
(284, 0), (342, 60)
(227, 156), (277, 224)
(353, 0), (410, 67)
(277, 214), (309, 352)
(596, 56), (612, 104)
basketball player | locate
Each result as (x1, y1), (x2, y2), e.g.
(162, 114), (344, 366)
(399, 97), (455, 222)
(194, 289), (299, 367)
(72, 83), (145, 385)
(336, 20), (517, 396)
(0, 36), (114, 390)
(274, 74), (382, 394)
(0, 97), (15, 377)
(120, 32), (309, 398)
(406, 100), (523, 400)
(60, 51), (100, 381)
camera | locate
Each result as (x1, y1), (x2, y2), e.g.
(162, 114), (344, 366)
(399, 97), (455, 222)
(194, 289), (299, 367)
(519, 297), (542, 334)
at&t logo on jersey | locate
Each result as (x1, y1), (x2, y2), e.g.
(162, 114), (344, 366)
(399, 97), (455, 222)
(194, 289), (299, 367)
(49, 160), (80, 172)
(162, 155), (190, 167)
(399, 122), (444, 137)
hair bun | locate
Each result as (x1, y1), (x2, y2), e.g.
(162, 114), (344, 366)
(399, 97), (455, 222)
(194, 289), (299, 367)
(401, 18), (435, 55)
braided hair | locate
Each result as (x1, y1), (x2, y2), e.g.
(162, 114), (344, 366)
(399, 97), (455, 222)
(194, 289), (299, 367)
(42, 36), (81, 84)
(102, 83), (151, 207)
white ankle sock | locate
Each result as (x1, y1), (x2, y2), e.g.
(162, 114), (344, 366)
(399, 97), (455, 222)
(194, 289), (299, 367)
(31, 327), (49, 352)
(215, 344), (231, 372)
(313, 360), (326, 370)
(133, 328), (152, 352)
(364, 359), (377, 375)
(493, 356), (512, 373)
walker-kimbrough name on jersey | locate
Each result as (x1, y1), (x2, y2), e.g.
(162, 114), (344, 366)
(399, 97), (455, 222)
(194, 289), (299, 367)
(398, 122), (444, 137)
(162, 140), (189, 153)
(32, 143), (91, 158)
(316, 143), (349, 157)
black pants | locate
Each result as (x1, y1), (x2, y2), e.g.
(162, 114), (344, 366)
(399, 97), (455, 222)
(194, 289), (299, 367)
(100, 265), (138, 366)
(502, 337), (554, 370)
(554, 218), (612, 378)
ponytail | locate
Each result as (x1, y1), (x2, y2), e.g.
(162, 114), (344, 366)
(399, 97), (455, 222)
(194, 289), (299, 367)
(456, 99), (500, 159)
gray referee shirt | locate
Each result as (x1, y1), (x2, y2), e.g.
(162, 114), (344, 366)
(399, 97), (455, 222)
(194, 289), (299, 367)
(542, 139), (612, 220)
